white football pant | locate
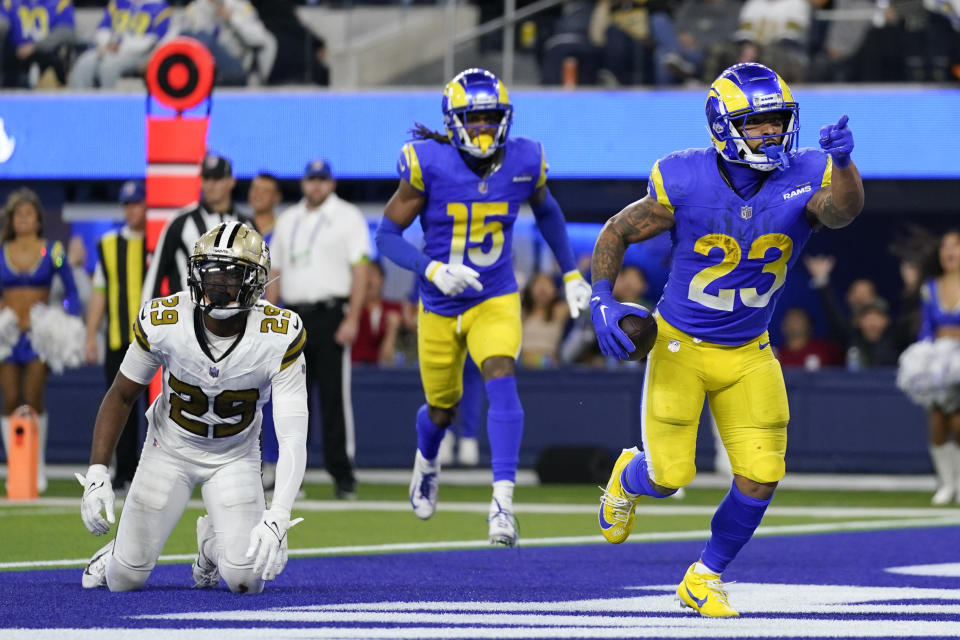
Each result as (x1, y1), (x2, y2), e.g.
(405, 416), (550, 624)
(106, 431), (265, 593)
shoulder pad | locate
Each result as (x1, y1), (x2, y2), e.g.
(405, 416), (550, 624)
(135, 293), (190, 351)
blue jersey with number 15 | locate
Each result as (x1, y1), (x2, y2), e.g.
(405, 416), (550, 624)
(652, 147), (832, 345)
(398, 137), (547, 316)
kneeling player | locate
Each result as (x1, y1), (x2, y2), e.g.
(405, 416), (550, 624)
(77, 222), (307, 593)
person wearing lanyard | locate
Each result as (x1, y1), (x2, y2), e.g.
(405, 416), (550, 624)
(267, 159), (370, 500)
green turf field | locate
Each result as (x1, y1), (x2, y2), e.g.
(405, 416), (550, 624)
(3, 479), (958, 570)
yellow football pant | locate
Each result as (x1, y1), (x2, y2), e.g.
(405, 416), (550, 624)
(642, 316), (789, 489)
(417, 292), (522, 408)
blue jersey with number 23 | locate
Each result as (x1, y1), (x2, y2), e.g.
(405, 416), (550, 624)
(651, 147), (833, 345)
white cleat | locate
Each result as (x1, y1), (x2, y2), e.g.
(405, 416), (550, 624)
(192, 515), (220, 588)
(458, 437), (479, 467)
(932, 485), (955, 505)
(409, 450), (440, 520)
(488, 499), (518, 547)
(82, 539), (114, 589)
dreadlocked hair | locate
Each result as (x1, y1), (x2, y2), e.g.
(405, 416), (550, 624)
(410, 122), (451, 145)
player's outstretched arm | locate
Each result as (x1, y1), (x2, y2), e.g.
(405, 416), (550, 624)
(591, 196), (674, 284)
(807, 114), (864, 229)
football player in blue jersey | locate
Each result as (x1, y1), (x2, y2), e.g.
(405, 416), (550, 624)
(590, 62), (864, 616)
(375, 68), (591, 546)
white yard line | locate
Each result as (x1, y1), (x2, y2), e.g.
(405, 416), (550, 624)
(1, 465), (946, 491)
(3, 496), (959, 519)
(3, 514), (960, 571)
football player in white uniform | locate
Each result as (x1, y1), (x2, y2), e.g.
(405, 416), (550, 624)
(77, 222), (308, 593)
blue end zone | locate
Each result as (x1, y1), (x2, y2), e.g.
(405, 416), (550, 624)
(2, 527), (960, 635)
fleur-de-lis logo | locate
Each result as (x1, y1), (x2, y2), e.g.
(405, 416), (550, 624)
(209, 366), (220, 378)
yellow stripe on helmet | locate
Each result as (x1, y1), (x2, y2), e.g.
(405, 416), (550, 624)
(443, 81), (469, 108)
(498, 79), (510, 106)
(776, 73), (795, 104)
(710, 77), (750, 115)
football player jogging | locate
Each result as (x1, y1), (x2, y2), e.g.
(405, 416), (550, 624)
(77, 222), (308, 593)
(375, 68), (591, 546)
(591, 62), (864, 616)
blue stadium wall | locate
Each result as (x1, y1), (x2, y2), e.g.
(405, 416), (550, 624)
(0, 87), (957, 180)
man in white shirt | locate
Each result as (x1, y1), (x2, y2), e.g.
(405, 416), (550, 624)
(77, 221), (308, 593)
(142, 153), (249, 302)
(268, 159), (370, 500)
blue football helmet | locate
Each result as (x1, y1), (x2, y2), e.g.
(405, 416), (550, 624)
(442, 68), (513, 159)
(705, 63), (800, 171)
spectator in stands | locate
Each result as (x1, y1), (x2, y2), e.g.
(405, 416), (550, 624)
(83, 180), (147, 493)
(520, 272), (568, 368)
(0, 2), (10, 87)
(6, 0), (76, 88)
(0, 188), (81, 493)
(850, 0), (930, 82)
(775, 307), (844, 370)
(590, 0), (673, 85)
(540, 1), (600, 86)
(804, 254), (899, 368)
(69, 0), (171, 89)
(655, 0), (740, 83)
(809, 0), (874, 82)
(142, 153), (248, 300)
(267, 158), (370, 500)
(251, 0), (329, 85)
(352, 261), (403, 367)
(734, 0), (811, 83)
(181, 0), (275, 86)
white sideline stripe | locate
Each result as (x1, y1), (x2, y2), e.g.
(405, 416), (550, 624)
(4, 515), (960, 571)
(4, 496), (960, 519)
(6, 620), (960, 639)
(3, 464), (947, 491)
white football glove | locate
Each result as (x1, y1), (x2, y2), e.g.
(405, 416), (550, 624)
(75, 464), (115, 536)
(246, 509), (304, 581)
(425, 260), (483, 297)
(563, 270), (591, 319)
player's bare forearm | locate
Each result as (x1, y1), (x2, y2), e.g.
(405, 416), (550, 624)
(592, 197), (674, 282)
(808, 163), (864, 229)
(89, 374), (147, 466)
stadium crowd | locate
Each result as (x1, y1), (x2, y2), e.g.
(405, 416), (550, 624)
(1, 0), (957, 89)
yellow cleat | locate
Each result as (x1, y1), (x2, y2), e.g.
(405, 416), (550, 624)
(598, 446), (642, 544)
(677, 563), (740, 617)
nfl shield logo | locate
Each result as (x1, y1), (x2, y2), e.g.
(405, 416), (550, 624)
(209, 366), (219, 378)
(478, 181), (488, 194)
(740, 206), (753, 220)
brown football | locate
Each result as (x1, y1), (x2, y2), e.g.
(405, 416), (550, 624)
(617, 302), (657, 361)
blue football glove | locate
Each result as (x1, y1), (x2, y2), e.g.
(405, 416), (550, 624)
(590, 279), (642, 360)
(819, 114), (854, 169)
